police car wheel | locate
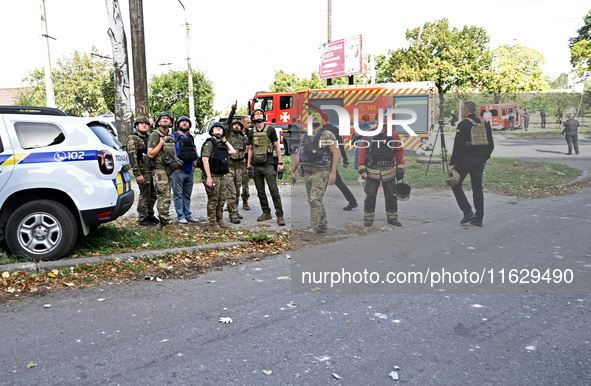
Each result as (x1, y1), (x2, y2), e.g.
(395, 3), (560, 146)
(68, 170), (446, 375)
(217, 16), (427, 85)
(6, 200), (78, 261)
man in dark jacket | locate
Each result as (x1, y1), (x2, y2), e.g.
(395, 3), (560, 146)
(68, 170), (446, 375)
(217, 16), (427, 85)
(449, 101), (494, 227)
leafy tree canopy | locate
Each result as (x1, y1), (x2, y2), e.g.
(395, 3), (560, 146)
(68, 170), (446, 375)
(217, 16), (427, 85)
(148, 70), (214, 128)
(482, 43), (550, 101)
(16, 47), (111, 116)
(269, 70), (366, 92)
(570, 9), (591, 79)
(377, 18), (491, 95)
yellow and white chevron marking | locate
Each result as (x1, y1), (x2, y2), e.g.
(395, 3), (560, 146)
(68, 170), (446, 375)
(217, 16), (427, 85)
(0, 153), (28, 166)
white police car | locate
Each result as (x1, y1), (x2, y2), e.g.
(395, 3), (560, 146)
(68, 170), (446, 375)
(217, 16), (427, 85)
(0, 106), (134, 261)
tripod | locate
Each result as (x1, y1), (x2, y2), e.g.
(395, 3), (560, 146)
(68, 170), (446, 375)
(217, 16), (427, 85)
(425, 120), (449, 175)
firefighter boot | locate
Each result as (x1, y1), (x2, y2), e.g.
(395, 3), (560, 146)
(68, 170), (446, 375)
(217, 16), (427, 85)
(364, 216), (374, 227)
(387, 217), (402, 227)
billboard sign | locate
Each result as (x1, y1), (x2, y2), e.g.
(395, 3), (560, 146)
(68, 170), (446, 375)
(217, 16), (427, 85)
(319, 35), (366, 80)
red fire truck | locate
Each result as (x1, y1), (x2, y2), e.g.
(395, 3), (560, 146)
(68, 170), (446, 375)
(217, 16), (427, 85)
(249, 82), (437, 155)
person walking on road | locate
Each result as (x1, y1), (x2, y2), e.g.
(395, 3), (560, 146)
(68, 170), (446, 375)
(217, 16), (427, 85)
(324, 123), (358, 211)
(561, 109), (580, 155)
(448, 101), (494, 227)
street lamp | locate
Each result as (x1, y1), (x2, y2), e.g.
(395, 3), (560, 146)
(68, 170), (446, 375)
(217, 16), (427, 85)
(178, 0), (195, 126)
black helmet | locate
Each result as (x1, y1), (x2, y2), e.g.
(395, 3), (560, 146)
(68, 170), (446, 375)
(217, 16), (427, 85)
(175, 115), (192, 129)
(209, 122), (225, 136)
(232, 119), (244, 131)
(155, 111), (174, 127)
(396, 181), (411, 201)
(134, 116), (150, 127)
(251, 108), (267, 122)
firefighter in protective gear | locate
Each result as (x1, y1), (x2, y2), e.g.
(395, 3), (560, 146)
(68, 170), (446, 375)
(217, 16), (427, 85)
(147, 111), (177, 231)
(247, 108), (286, 226)
(224, 101), (248, 224)
(358, 112), (405, 227)
(127, 116), (158, 226)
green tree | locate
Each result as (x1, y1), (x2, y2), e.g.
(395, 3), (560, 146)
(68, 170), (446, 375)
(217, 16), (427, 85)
(269, 70), (365, 92)
(570, 10), (591, 79)
(483, 44), (550, 102)
(16, 48), (111, 116)
(549, 73), (569, 89)
(148, 70), (213, 128)
(377, 18), (491, 119)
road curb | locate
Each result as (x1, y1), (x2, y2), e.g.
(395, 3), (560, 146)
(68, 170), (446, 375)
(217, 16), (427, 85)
(0, 241), (248, 274)
(563, 169), (590, 187)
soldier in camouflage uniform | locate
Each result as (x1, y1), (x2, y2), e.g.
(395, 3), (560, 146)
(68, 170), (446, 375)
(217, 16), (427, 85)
(240, 115), (252, 210)
(290, 115), (340, 241)
(126, 116), (158, 226)
(224, 102), (249, 224)
(202, 122), (236, 231)
(147, 112), (177, 231)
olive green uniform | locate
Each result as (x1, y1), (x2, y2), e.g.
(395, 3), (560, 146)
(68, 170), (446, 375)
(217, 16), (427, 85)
(202, 139), (227, 225)
(147, 128), (175, 225)
(126, 130), (156, 222)
(224, 112), (248, 221)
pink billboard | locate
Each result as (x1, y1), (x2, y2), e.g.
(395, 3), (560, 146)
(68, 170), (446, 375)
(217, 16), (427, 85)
(319, 35), (366, 80)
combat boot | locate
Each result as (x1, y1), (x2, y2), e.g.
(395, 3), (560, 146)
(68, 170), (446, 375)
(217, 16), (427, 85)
(277, 216), (286, 226)
(209, 223), (223, 231)
(230, 217), (241, 224)
(218, 221), (231, 229)
(257, 212), (272, 221)
(243, 200), (250, 210)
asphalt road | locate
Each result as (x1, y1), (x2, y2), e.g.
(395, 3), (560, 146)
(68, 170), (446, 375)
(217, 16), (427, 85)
(2, 137), (590, 385)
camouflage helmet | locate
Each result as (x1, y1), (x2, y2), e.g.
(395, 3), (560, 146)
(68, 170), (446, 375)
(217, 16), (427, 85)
(155, 111), (174, 127)
(134, 116), (150, 128)
(232, 119), (244, 131)
(446, 169), (461, 187)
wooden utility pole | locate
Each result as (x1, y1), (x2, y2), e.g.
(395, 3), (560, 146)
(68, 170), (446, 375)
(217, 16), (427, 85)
(326, 0), (332, 86)
(129, 0), (149, 119)
(40, 0), (56, 107)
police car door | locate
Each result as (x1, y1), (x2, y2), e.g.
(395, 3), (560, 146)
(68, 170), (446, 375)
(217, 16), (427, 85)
(0, 116), (15, 192)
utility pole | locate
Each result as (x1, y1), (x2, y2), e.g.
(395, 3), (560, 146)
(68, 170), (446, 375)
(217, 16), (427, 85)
(129, 0), (149, 118)
(178, 0), (195, 126)
(40, 0), (56, 108)
(326, 0), (332, 87)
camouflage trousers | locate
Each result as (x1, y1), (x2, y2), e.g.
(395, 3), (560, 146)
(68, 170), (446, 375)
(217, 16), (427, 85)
(240, 162), (250, 201)
(303, 165), (330, 232)
(203, 174), (226, 225)
(137, 172), (157, 221)
(224, 167), (242, 220)
(153, 169), (172, 225)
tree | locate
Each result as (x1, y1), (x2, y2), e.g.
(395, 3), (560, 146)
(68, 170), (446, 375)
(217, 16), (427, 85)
(377, 18), (491, 120)
(269, 70), (366, 92)
(550, 73), (569, 90)
(16, 48), (111, 116)
(106, 0), (134, 141)
(148, 70), (213, 128)
(570, 10), (591, 79)
(483, 44), (550, 102)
